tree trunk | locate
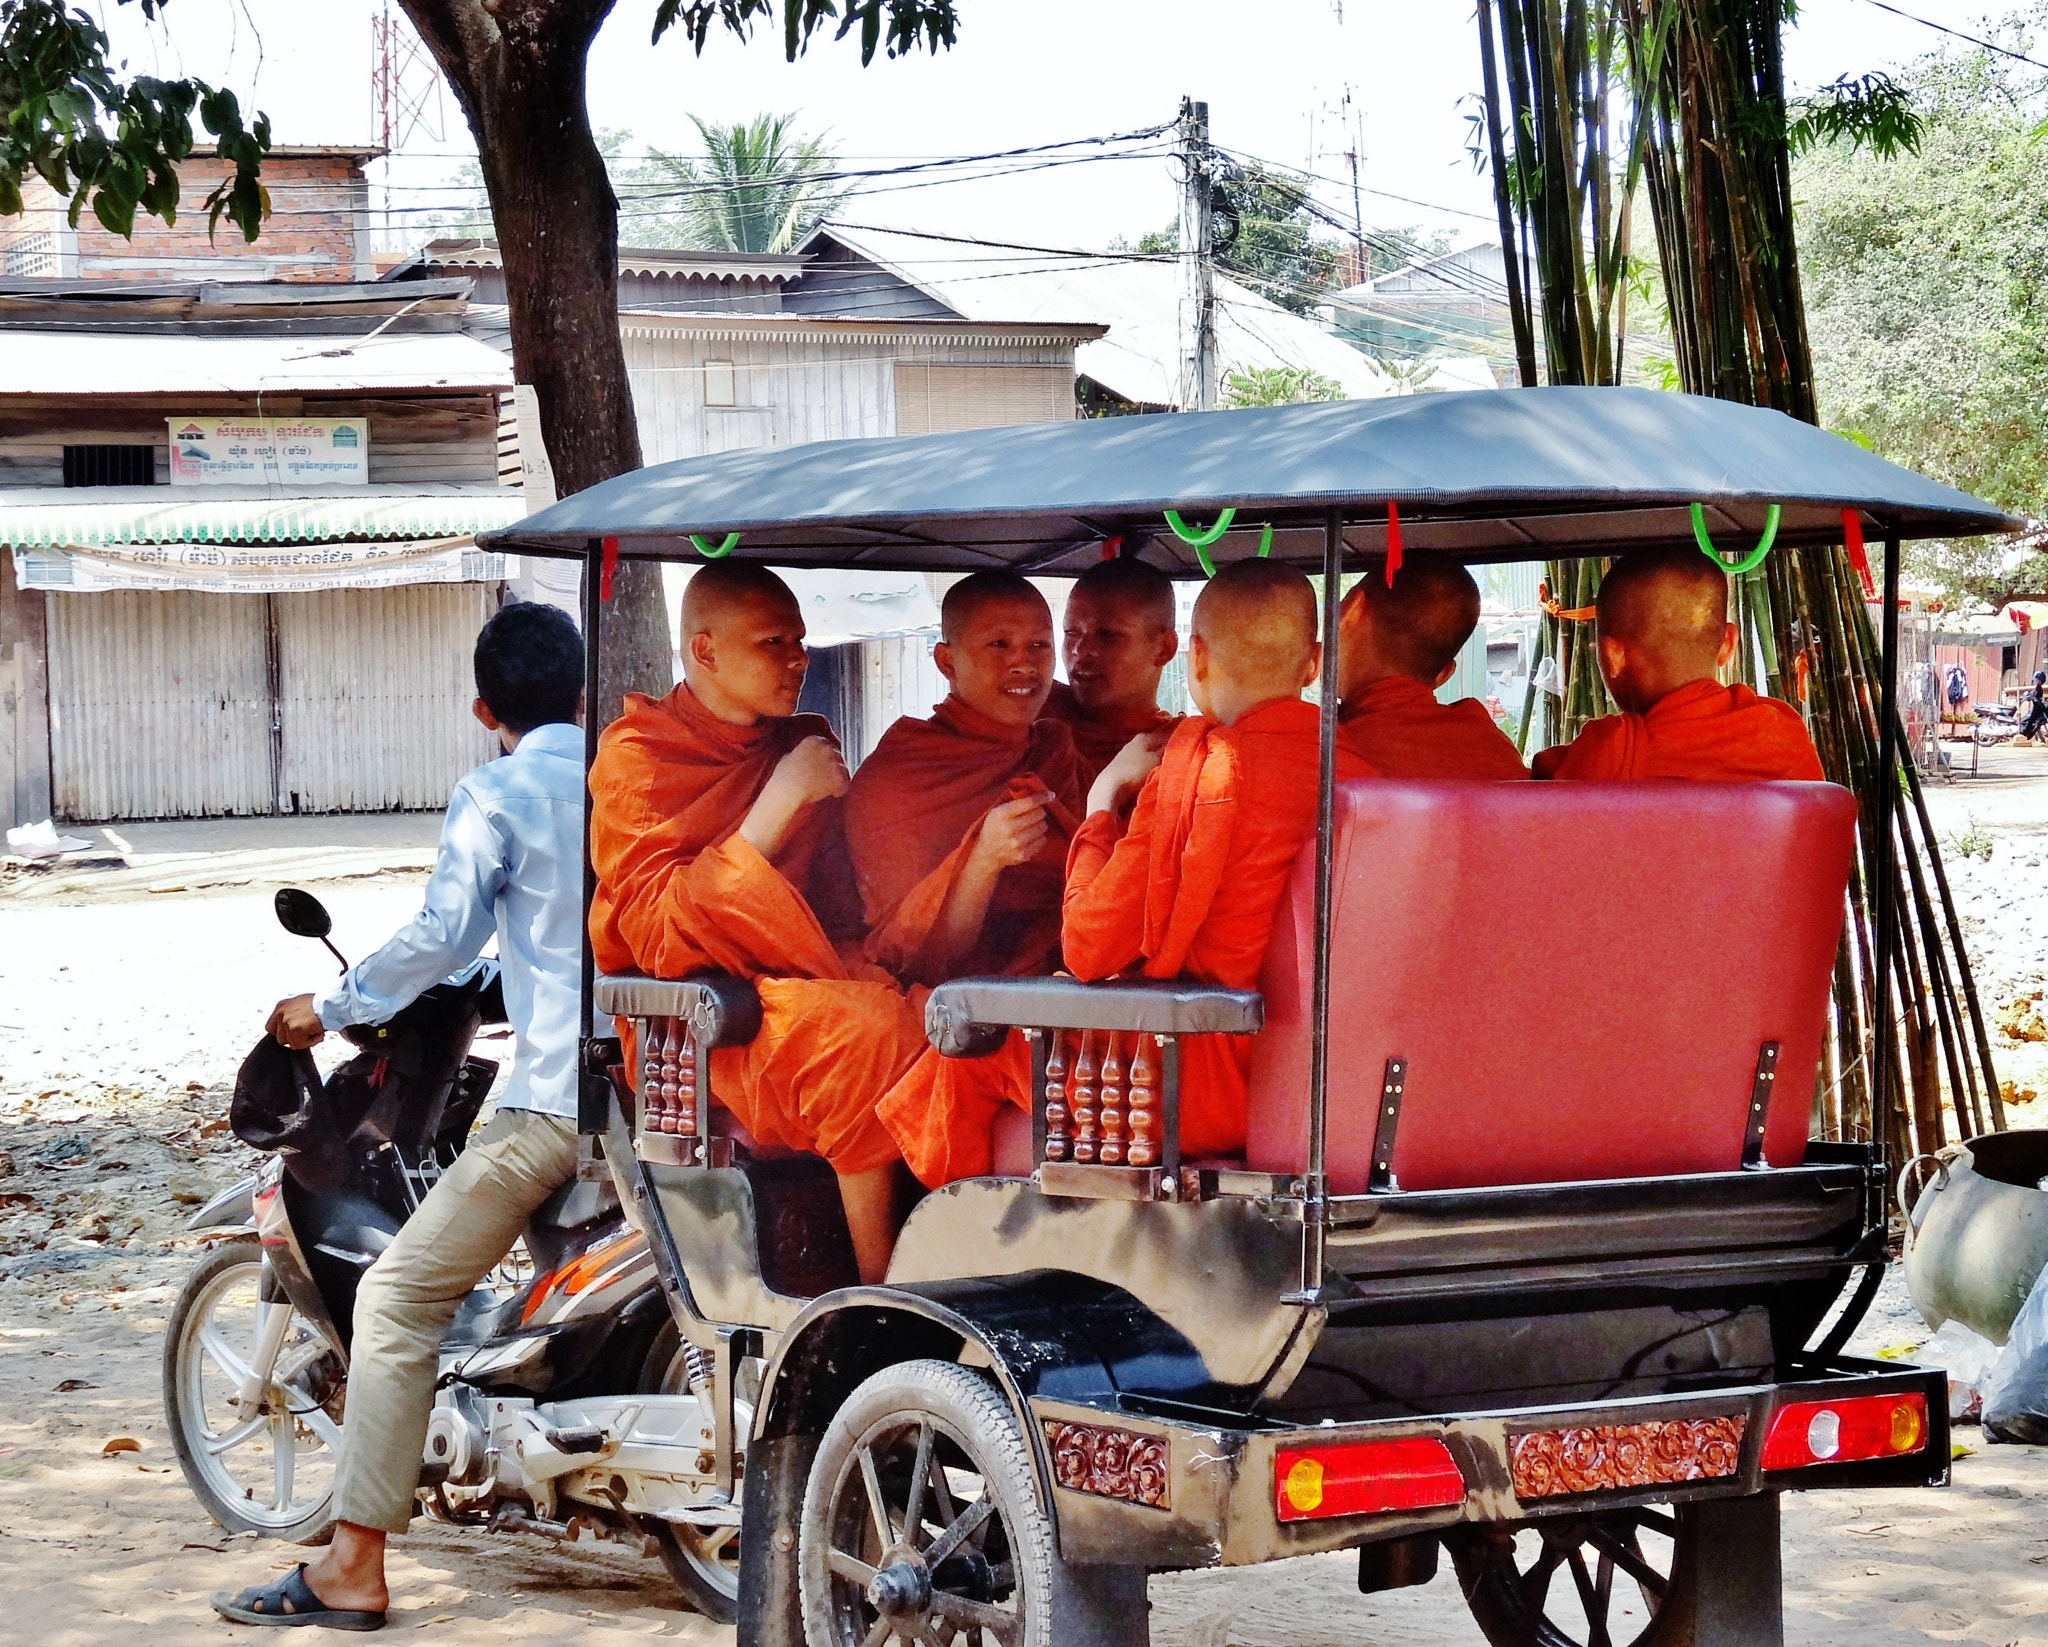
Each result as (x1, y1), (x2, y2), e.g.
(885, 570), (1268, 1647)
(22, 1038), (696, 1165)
(398, 0), (671, 725)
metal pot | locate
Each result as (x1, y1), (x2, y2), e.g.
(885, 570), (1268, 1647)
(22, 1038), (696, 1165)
(1901, 1132), (2048, 1345)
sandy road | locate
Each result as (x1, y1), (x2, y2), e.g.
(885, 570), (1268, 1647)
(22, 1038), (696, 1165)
(5, 794), (2048, 1644)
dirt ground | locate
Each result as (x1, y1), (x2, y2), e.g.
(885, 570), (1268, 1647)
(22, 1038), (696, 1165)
(4, 751), (2048, 1645)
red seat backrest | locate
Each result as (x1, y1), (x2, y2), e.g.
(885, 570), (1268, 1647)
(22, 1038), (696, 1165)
(1245, 780), (1856, 1192)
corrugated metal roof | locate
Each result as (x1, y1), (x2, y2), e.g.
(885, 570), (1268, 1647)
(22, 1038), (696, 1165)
(0, 329), (513, 395)
(0, 485), (525, 548)
(797, 224), (1409, 408)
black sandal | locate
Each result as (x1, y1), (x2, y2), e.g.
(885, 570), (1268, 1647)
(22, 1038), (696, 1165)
(212, 1565), (386, 1631)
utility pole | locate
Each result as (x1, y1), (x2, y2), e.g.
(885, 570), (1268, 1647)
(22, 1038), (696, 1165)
(1341, 85), (1365, 287)
(1177, 96), (1217, 413)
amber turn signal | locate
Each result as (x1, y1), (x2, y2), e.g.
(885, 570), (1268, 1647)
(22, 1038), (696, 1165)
(1760, 1392), (1928, 1471)
(1274, 1437), (1465, 1523)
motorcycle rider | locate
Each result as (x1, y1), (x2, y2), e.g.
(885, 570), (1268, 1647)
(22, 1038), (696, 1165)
(215, 599), (586, 1632)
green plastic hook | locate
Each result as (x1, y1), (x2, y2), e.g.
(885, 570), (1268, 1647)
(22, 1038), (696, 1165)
(1164, 507), (1236, 578)
(691, 532), (740, 558)
(1691, 503), (1779, 575)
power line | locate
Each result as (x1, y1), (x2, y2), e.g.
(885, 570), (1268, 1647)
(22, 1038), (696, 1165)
(1851, 0), (2048, 75)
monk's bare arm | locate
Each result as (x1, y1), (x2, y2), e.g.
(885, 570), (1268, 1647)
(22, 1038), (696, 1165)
(924, 794), (1051, 973)
(738, 735), (848, 860)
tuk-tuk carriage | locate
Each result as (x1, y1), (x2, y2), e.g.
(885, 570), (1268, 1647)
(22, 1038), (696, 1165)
(480, 386), (2012, 1647)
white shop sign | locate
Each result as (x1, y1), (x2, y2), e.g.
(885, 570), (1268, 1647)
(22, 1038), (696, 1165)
(166, 416), (370, 486)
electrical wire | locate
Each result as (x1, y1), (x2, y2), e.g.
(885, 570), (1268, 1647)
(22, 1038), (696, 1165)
(1849, 0), (2048, 75)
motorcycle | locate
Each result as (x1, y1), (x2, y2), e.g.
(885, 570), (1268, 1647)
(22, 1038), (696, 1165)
(162, 887), (744, 1620)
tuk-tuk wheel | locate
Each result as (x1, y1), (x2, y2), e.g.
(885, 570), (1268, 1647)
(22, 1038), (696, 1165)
(798, 1358), (1141, 1647)
(1446, 1503), (1693, 1647)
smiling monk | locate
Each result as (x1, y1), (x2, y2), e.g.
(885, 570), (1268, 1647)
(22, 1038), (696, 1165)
(588, 561), (927, 1283)
(843, 571), (1084, 988)
(876, 560), (1372, 1186)
(1336, 550), (1527, 780)
(1043, 556), (1180, 788)
(1532, 545), (1823, 782)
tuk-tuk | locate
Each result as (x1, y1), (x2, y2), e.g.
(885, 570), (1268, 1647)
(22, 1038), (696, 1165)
(481, 386), (2012, 1647)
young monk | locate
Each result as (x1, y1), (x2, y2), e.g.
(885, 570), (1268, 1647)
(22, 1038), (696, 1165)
(875, 559), (1373, 1185)
(1336, 550), (1528, 779)
(843, 571), (1084, 987)
(1043, 555), (1180, 787)
(1532, 544), (1824, 781)
(588, 561), (929, 1283)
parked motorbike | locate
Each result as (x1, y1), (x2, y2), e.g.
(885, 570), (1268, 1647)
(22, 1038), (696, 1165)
(163, 887), (743, 1620)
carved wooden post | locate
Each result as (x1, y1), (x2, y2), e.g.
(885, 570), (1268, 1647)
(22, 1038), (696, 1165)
(1098, 1032), (1126, 1166)
(1126, 1034), (1158, 1168)
(659, 1017), (686, 1135)
(1043, 1029), (1071, 1162)
(1071, 1030), (1100, 1164)
(640, 1017), (668, 1133)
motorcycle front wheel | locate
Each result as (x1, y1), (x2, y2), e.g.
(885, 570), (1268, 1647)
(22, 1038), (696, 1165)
(163, 1234), (344, 1543)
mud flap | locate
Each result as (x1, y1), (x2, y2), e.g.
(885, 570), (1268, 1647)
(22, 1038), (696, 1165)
(1049, 1562), (1151, 1647)
(737, 1432), (815, 1647)
(1670, 1492), (1783, 1647)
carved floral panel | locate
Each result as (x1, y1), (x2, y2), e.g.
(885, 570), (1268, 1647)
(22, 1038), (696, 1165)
(1510, 1416), (1747, 1499)
(1042, 1419), (1170, 1510)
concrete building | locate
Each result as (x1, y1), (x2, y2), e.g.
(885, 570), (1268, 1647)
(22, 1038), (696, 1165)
(0, 148), (379, 284)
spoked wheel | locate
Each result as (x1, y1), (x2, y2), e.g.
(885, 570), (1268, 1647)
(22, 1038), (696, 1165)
(1448, 1504), (1694, 1647)
(162, 1235), (344, 1543)
(799, 1359), (1047, 1647)
(638, 1321), (742, 1623)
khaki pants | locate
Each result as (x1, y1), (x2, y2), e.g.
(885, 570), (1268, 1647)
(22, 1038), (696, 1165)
(330, 1109), (578, 1533)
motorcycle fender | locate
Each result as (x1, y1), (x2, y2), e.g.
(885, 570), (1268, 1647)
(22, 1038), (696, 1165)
(253, 1162), (348, 1366)
(187, 1175), (257, 1232)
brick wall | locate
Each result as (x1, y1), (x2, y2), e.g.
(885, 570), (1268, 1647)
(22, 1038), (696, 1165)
(0, 151), (375, 283)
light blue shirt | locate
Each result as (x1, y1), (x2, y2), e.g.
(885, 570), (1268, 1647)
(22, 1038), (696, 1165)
(315, 721), (586, 1120)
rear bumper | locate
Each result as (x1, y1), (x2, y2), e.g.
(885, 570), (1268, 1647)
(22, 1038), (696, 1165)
(1030, 1357), (1947, 1570)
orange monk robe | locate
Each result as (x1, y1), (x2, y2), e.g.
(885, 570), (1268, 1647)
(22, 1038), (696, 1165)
(1338, 675), (1529, 780)
(1531, 679), (1824, 782)
(843, 695), (1085, 987)
(588, 683), (928, 1174)
(876, 698), (1373, 1185)
(1041, 680), (1179, 789)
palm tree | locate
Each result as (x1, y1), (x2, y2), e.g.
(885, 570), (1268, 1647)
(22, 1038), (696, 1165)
(622, 114), (845, 254)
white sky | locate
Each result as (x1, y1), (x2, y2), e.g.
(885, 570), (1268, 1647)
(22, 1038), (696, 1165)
(93, 0), (2034, 258)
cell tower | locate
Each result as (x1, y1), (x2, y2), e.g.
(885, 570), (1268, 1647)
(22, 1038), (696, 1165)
(370, 1), (447, 246)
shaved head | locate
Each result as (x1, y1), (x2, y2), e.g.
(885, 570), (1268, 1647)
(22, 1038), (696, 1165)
(1071, 556), (1176, 634)
(1593, 546), (1736, 713)
(1342, 551), (1481, 683)
(1191, 561), (1319, 718)
(682, 560), (800, 639)
(942, 570), (1049, 641)
(1596, 547), (1730, 664)
(680, 561), (808, 724)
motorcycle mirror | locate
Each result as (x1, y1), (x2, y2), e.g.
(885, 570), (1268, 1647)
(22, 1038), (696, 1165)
(274, 887), (333, 939)
(275, 887), (349, 973)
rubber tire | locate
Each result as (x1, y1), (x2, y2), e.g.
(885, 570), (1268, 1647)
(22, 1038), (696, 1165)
(796, 1358), (1145, 1647)
(162, 1235), (337, 1545)
(1447, 1505), (1698, 1647)
(636, 1320), (739, 1624)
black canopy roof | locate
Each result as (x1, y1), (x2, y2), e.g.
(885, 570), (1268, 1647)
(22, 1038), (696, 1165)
(482, 386), (2017, 575)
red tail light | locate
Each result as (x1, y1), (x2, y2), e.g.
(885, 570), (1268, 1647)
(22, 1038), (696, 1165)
(1274, 1437), (1465, 1522)
(1761, 1392), (1927, 1470)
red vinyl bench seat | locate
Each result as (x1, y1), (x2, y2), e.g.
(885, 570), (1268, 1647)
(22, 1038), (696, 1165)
(1242, 779), (1856, 1193)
